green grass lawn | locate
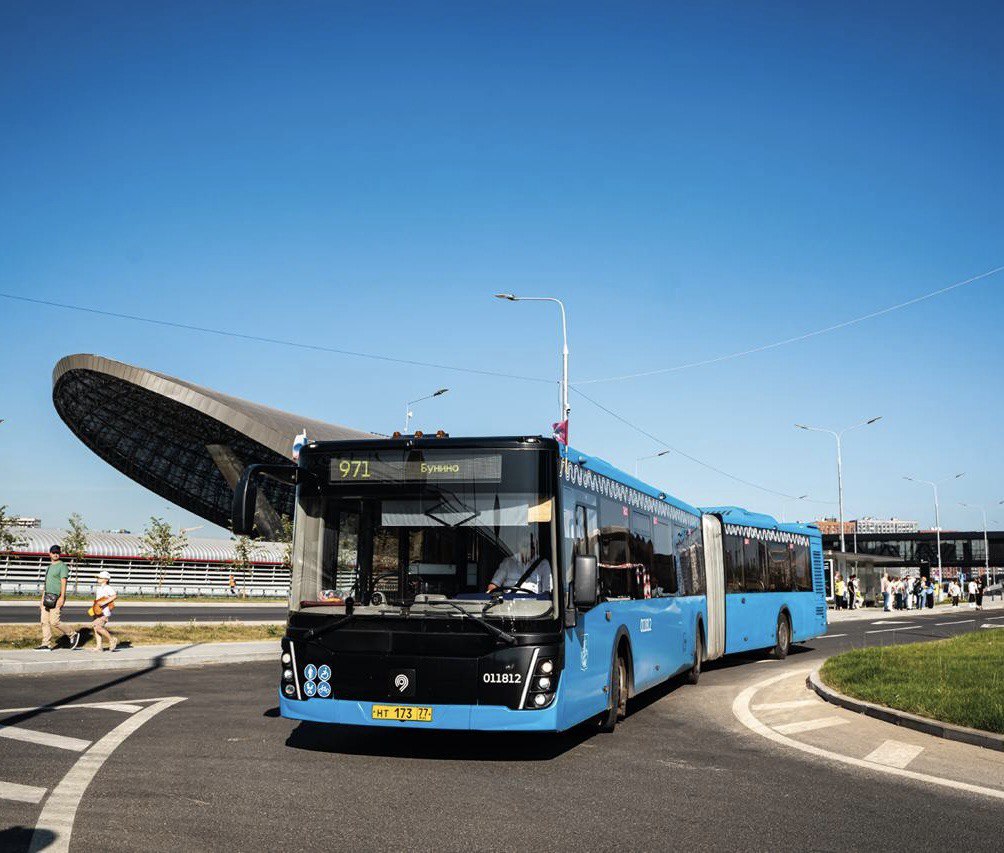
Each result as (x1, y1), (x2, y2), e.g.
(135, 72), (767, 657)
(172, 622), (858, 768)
(820, 629), (1004, 734)
(0, 623), (284, 649)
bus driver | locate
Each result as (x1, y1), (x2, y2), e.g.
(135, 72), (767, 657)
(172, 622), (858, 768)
(487, 532), (552, 595)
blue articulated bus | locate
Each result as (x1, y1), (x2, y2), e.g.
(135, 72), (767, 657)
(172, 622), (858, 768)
(233, 435), (827, 733)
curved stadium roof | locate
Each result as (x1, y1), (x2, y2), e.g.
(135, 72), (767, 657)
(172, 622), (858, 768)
(52, 354), (374, 532)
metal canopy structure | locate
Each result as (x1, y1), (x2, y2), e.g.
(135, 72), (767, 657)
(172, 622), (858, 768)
(52, 354), (374, 534)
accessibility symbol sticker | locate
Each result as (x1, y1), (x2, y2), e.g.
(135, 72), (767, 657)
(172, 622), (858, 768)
(303, 664), (317, 681)
(303, 680), (317, 697)
(317, 681), (332, 698)
(318, 665), (331, 681)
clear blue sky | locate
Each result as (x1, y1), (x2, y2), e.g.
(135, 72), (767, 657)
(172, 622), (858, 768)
(1, 1), (1002, 538)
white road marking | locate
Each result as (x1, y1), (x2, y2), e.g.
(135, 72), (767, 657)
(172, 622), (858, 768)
(864, 740), (925, 769)
(732, 669), (1004, 801)
(870, 620), (911, 625)
(865, 626), (921, 635)
(935, 619), (975, 626)
(29, 697), (186, 853)
(0, 780), (47, 804)
(755, 658), (781, 664)
(814, 633), (847, 639)
(0, 701), (143, 715)
(774, 716), (849, 735)
(751, 699), (820, 711)
(0, 725), (90, 752)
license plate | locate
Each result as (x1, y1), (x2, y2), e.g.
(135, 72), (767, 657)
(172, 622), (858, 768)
(371, 704), (434, 722)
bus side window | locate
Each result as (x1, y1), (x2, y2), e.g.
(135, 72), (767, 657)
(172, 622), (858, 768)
(743, 538), (767, 592)
(724, 534), (744, 592)
(574, 506), (588, 556)
(793, 543), (812, 591)
(652, 517), (677, 596)
(766, 542), (792, 591)
(630, 511), (654, 599)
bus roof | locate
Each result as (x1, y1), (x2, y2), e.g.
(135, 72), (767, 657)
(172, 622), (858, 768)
(564, 445), (702, 517)
(702, 505), (821, 538)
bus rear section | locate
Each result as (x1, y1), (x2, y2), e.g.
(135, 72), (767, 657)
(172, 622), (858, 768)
(704, 507), (827, 656)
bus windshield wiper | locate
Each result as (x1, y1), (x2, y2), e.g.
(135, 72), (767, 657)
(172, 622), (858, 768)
(417, 600), (516, 645)
(299, 613), (355, 643)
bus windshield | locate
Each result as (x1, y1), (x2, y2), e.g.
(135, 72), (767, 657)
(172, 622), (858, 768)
(290, 446), (556, 620)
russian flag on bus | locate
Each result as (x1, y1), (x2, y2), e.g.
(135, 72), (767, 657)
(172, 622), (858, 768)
(552, 419), (568, 445)
(292, 429), (308, 461)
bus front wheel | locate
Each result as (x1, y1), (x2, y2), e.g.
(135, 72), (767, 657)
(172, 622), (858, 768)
(686, 628), (702, 685)
(773, 613), (791, 660)
(597, 654), (627, 733)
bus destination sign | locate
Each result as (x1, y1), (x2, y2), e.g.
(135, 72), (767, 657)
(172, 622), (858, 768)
(329, 453), (502, 484)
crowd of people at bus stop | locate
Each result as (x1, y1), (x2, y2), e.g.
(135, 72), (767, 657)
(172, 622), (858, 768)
(833, 569), (990, 611)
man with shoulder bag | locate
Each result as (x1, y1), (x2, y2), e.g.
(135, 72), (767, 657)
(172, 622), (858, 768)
(37, 545), (81, 651)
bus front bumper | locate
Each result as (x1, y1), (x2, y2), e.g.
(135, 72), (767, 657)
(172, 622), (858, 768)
(278, 692), (562, 732)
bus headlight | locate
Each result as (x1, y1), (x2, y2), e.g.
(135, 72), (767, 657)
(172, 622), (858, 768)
(533, 693), (548, 707)
(540, 659), (554, 674)
(282, 669), (294, 681)
(283, 684), (296, 697)
(538, 677), (551, 691)
(281, 652), (291, 665)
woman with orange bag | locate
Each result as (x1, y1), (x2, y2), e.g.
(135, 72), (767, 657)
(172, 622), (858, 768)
(86, 570), (119, 652)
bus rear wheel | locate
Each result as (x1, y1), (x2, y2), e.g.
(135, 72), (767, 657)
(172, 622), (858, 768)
(773, 613), (791, 660)
(597, 654), (627, 732)
(686, 629), (703, 685)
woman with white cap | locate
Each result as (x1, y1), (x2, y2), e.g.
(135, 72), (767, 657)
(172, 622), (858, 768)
(87, 570), (119, 652)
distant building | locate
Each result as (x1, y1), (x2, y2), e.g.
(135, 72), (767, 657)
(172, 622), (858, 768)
(854, 517), (919, 534)
(1, 528), (289, 596)
(814, 517), (856, 536)
(9, 517), (42, 528)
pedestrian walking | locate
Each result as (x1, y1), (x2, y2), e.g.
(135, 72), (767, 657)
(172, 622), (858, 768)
(913, 577), (924, 610)
(84, 570), (119, 652)
(976, 574), (986, 610)
(834, 572), (846, 610)
(968, 578), (978, 608)
(948, 579), (961, 606)
(228, 572), (238, 597)
(881, 573), (892, 612)
(847, 575), (857, 609)
(37, 545), (81, 650)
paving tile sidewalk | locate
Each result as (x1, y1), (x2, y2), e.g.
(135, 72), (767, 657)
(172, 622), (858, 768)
(829, 598), (1003, 623)
(0, 640), (279, 676)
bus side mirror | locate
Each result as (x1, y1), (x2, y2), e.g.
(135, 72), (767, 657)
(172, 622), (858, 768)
(574, 555), (598, 609)
(232, 463), (302, 535)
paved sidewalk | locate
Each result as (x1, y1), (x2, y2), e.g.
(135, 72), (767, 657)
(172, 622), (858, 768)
(829, 598), (1003, 623)
(0, 640), (279, 676)
(0, 599), (285, 608)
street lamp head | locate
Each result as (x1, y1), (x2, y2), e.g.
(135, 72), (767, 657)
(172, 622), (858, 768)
(903, 476), (915, 482)
(657, 449), (670, 458)
(797, 494), (808, 500)
(794, 423), (809, 430)
(866, 416), (882, 425)
(493, 293), (518, 301)
(954, 472), (965, 480)
(434, 388), (449, 397)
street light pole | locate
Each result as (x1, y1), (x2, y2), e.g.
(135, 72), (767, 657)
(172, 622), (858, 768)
(404, 388), (449, 433)
(495, 294), (569, 430)
(904, 473), (964, 584)
(795, 417), (882, 554)
(634, 449), (670, 478)
(959, 501), (1000, 576)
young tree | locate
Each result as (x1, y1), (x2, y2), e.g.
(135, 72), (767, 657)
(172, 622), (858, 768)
(278, 514), (294, 571)
(140, 517), (188, 595)
(62, 513), (89, 594)
(0, 505), (27, 553)
(231, 534), (260, 598)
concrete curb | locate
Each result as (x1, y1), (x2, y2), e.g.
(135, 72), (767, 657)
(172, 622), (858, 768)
(0, 641), (279, 676)
(807, 668), (1004, 752)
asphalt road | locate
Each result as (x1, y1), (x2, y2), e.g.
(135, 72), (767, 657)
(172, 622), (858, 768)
(1, 612), (1001, 852)
(0, 604), (287, 624)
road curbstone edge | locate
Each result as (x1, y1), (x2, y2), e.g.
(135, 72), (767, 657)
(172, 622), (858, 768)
(807, 668), (1004, 752)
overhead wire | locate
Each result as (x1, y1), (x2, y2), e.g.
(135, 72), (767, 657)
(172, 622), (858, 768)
(574, 265), (1004, 385)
